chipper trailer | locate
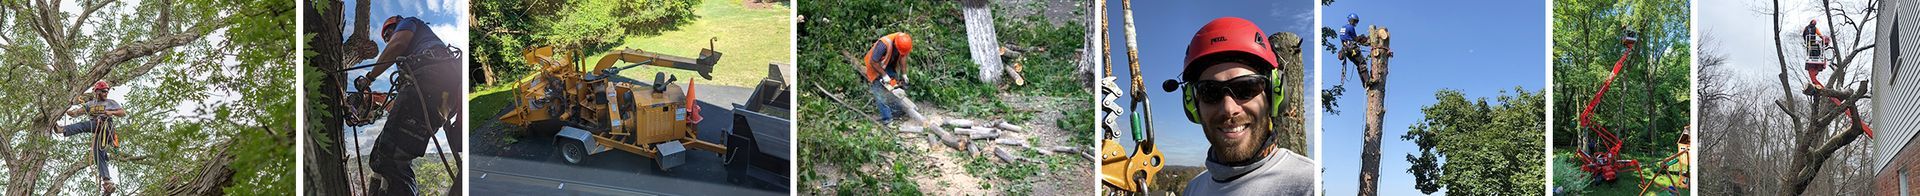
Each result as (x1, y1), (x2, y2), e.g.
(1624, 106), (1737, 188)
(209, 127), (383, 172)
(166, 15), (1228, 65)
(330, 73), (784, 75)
(496, 40), (725, 171)
(496, 38), (793, 191)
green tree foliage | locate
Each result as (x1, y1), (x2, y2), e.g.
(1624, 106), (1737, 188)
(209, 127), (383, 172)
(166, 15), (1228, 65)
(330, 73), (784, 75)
(1403, 88), (1545, 195)
(0, 0), (292, 194)
(470, 0), (698, 88)
(1550, 0), (1691, 153)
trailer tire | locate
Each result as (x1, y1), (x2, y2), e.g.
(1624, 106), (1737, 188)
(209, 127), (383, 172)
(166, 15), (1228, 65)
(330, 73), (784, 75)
(560, 139), (589, 164)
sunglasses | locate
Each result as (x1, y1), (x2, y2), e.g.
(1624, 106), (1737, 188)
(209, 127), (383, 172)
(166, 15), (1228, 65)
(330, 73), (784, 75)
(1188, 75), (1269, 105)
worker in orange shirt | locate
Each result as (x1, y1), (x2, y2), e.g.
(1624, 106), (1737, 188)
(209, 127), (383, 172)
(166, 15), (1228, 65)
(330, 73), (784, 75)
(860, 32), (924, 122)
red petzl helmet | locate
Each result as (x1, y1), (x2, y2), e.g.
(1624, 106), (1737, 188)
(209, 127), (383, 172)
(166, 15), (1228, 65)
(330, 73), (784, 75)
(92, 80), (110, 91)
(1183, 17), (1277, 81)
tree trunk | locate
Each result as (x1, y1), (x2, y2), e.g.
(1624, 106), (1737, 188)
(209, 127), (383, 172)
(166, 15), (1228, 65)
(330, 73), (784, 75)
(162, 143), (239, 195)
(1769, 0), (1878, 194)
(302, 0), (376, 194)
(961, 0), (1003, 83)
(1357, 35), (1389, 196)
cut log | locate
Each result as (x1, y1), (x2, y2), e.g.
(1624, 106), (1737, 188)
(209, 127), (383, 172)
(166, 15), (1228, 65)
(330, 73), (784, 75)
(945, 119), (978, 127)
(968, 131), (1001, 140)
(994, 138), (1030, 148)
(1006, 61), (1027, 86)
(953, 127), (990, 136)
(1033, 147), (1055, 155)
(1047, 146), (1081, 154)
(889, 88), (930, 124)
(994, 148), (1034, 163)
(930, 126), (966, 150)
(995, 122), (1024, 132)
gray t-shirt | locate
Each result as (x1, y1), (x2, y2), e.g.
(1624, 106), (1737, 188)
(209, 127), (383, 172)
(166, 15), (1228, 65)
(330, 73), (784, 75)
(83, 99), (122, 116)
(1185, 148), (1315, 196)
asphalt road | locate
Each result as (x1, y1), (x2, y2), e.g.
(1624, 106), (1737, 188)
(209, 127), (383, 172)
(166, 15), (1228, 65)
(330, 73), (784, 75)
(471, 84), (786, 196)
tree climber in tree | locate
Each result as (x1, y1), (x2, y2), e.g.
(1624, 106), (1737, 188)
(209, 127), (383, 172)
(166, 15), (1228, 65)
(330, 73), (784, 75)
(1338, 13), (1372, 82)
(355, 15), (464, 195)
(51, 80), (126, 194)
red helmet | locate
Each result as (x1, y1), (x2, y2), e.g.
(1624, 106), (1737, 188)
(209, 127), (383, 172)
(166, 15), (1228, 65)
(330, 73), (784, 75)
(887, 32), (913, 56)
(1182, 17), (1277, 81)
(381, 16), (402, 40)
(92, 80), (110, 91)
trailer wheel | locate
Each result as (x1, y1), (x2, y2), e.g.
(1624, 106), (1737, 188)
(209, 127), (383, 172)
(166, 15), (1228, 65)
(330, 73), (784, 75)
(560, 140), (588, 164)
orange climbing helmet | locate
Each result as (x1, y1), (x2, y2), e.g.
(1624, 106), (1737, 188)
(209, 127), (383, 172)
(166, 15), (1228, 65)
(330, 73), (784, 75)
(888, 32), (913, 56)
(862, 32), (914, 85)
(1182, 17), (1277, 81)
(381, 16), (403, 40)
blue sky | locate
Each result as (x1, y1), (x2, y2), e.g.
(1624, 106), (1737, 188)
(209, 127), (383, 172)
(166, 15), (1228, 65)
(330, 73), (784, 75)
(1105, 0), (1315, 168)
(1318, 0), (1546, 195)
(334, 0), (469, 155)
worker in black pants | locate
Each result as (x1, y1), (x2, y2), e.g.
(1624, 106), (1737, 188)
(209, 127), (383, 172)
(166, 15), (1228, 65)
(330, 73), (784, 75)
(356, 15), (465, 195)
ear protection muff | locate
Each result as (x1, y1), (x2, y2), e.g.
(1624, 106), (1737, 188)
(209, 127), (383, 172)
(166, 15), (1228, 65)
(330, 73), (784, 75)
(1265, 69), (1285, 150)
(1269, 69), (1285, 120)
(1181, 82), (1200, 122)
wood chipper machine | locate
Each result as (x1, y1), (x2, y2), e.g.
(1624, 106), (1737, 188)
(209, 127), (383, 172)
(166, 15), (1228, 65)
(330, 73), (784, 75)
(496, 38), (725, 171)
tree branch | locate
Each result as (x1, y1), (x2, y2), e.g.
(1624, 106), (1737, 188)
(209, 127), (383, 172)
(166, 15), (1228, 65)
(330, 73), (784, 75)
(61, 0), (111, 44)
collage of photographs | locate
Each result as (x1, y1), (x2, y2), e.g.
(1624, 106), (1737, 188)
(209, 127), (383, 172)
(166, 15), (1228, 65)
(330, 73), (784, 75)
(0, 0), (1908, 195)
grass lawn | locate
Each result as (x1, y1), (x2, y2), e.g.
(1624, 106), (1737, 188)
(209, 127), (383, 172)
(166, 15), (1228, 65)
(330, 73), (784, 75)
(601, 0), (792, 88)
(473, 0), (791, 114)
(1553, 149), (1691, 196)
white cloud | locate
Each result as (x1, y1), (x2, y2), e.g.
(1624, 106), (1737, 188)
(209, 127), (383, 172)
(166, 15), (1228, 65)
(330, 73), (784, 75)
(1270, 2), (1315, 32)
(429, 23), (467, 53)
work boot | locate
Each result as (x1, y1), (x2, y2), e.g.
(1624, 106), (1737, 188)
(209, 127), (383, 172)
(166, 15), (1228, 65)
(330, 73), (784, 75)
(103, 181), (115, 195)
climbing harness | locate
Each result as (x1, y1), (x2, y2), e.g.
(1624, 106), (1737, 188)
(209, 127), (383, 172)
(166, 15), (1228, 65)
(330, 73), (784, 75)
(90, 112), (118, 195)
(333, 46), (464, 195)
